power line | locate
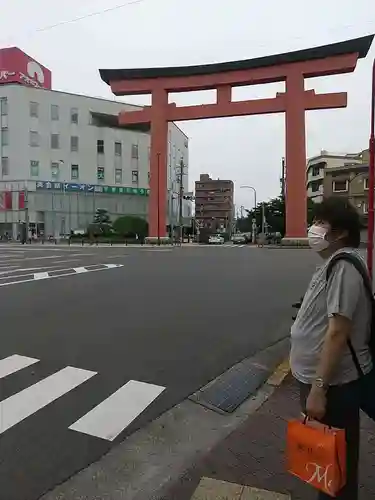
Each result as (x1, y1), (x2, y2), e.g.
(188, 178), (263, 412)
(35, 0), (145, 33)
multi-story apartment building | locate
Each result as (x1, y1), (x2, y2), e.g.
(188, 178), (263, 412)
(323, 149), (370, 216)
(195, 174), (234, 232)
(0, 47), (189, 238)
(306, 150), (366, 203)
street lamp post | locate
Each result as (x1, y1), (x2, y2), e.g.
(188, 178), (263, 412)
(240, 185), (257, 242)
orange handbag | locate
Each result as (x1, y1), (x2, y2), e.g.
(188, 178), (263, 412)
(286, 418), (346, 497)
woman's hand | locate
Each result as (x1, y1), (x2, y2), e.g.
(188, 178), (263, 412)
(306, 385), (327, 420)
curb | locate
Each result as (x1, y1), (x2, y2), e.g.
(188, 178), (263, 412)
(41, 344), (291, 500)
(266, 358), (290, 387)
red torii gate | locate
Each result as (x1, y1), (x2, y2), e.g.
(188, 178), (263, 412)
(100, 35), (374, 241)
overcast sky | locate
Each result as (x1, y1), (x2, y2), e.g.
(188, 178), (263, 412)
(1, 0), (374, 210)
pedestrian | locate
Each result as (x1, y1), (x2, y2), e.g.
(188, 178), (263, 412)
(290, 197), (373, 500)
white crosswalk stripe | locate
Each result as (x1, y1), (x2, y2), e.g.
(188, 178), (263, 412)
(0, 366), (96, 434)
(0, 354), (39, 379)
(0, 354), (166, 441)
(69, 380), (165, 441)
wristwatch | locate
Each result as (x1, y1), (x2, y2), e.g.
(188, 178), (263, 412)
(314, 377), (329, 391)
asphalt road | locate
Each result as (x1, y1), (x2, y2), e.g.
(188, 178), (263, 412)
(0, 243), (319, 500)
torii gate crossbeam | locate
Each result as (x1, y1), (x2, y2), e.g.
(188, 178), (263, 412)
(100, 35), (374, 242)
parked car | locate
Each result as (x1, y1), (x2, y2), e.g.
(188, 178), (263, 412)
(208, 234), (225, 245)
(231, 233), (247, 244)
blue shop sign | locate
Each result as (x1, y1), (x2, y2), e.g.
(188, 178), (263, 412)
(36, 181), (150, 196)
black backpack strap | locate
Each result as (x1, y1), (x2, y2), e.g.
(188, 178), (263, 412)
(326, 252), (373, 378)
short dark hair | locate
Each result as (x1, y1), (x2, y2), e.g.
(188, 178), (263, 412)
(313, 196), (362, 248)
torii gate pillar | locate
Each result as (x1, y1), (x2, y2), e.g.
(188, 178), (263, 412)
(99, 35), (374, 243)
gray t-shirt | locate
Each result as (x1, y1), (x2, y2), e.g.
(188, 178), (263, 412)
(290, 248), (373, 385)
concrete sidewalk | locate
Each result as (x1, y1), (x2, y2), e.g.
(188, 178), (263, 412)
(163, 375), (375, 500)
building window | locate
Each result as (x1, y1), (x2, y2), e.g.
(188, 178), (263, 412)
(1, 157), (9, 176)
(30, 102), (39, 118)
(30, 160), (39, 177)
(332, 180), (348, 193)
(51, 104), (59, 121)
(311, 181), (321, 193)
(71, 108), (79, 124)
(0, 98), (8, 116)
(312, 166), (320, 176)
(97, 166), (105, 180)
(71, 164), (79, 179)
(97, 139), (104, 154)
(114, 141), (122, 156)
(131, 170), (139, 184)
(131, 144), (139, 159)
(1, 127), (9, 146)
(364, 178), (369, 190)
(29, 131), (39, 147)
(363, 201), (369, 214)
(51, 133), (60, 149)
(51, 162), (60, 179)
(115, 168), (122, 184)
(71, 136), (79, 152)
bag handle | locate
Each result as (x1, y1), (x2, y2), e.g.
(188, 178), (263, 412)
(326, 253), (373, 378)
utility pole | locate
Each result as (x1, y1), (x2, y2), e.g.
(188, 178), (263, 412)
(157, 152), (161, 246)
(24, 186), (29, 243)
(261, 202), (266, 235)
(178, 157), (186, 244)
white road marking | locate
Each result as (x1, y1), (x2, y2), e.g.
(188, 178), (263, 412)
(143, 249), (173, 252)
(0, 263), (123, 287)
(0, 355), (39, 379)
(69, 380), (165, 441)
(0, 366), (96, 434)
(73, 267), (88, 274)
(34, 272), (49, 280)
(23, 255), (66, 260)
(103, 263), (120, 269)
(0, 255), (66, 263)
(47, 259), (80, 264)
(6, 267), (43, 273)
(0, 265), (79, 278)
(0, 268), (19, 275)
(69, 253), (94, 257)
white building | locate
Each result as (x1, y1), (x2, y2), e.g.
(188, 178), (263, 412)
(0, 51), (190, 238)
(306, 150), (364, 203)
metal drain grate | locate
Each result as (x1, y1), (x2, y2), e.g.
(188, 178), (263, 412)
(189, 360), (272, 414)
(189, 338), (290, 414)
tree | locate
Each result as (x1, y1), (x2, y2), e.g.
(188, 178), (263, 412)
(113, 215), (148, 238)
(237, 196), (316, 236)
(89, 208), (112, 236)
(94, 208), (111, 225)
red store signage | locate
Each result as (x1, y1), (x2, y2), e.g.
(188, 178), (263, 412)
(0, 47), (51, 89)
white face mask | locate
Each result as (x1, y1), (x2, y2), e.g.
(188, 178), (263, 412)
(308, 224), (330, 252)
